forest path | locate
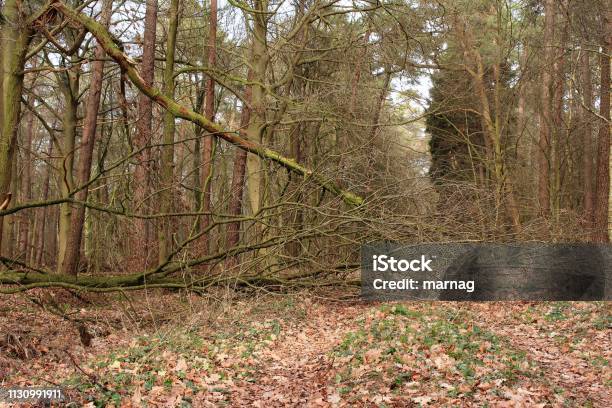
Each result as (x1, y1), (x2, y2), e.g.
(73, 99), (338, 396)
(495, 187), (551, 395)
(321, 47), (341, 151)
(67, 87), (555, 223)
(229, 300), (367, 407)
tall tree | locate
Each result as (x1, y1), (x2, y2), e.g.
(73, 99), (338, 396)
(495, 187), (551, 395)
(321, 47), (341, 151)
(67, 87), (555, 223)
(551, 7), (568, 214)
(200, 0), (217, 257)
(158, 0), (180, 264)
(581, 46), (594, 228)
(55, 44), (81, 272)
(226, 77), (252, 258)
(35, 140), (53, 266)
(131, 0), (158, 270)
(60, 0), (113, 276)
(592, 10), (611, 242)
(245, 0), (269, 216)
(537, 0), (555, 217)
(0, 0), (33, 255)
(18, 93), (35, 262)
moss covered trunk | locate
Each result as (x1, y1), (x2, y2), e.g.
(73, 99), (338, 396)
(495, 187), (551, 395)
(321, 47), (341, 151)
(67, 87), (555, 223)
(0, 0), (32, 256)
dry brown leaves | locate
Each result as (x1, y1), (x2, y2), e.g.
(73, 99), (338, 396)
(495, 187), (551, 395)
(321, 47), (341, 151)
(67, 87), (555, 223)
(0, 291), (609, 407)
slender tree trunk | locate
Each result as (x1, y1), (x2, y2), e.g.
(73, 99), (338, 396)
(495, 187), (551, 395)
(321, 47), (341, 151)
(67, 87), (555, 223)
(200, 0), (217, 257)
(0, 0), (32, 256)
(364, 70), (391, 193)
(192, 80), (205, 225)
(349, 30), (370, 116)
(118, 73), (131, 147)
(56, 63), (79, 272)
(158, 0), (180, 264)
(246, 0), (269, 216)
(369, 70), (392, 141)
(5, 159), (18, 256)
(581, 47), (595, 229)
(592, 41), (611, 242)
(552, 13), (568, 214)
(131, 0), (158, 270)
(226, 78), (253, 255)
(538, 0), (555, 218)
(517, 45), (528, 144)
(472, 52), (521, 233)
(60, 0), (112, 276)
(18, 99), (35, 261)
(35, 142), (53, 266)
(287, 121), (305, 258)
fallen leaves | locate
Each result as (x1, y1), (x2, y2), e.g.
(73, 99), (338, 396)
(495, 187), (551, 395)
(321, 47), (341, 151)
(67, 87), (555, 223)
(1, 294), (610, 407)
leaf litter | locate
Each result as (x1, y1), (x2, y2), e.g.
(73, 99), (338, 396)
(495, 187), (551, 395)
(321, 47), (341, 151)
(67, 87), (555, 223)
(0, 291), (609, 407)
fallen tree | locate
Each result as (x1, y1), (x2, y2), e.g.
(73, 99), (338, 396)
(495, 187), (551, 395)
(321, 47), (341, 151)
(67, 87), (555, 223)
(0, 270), (361, 294)
(1, 212), (363, 293)
(0, 2), (367, 294)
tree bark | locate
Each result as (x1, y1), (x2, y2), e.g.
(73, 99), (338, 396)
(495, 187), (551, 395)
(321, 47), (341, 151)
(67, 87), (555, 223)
(158, 0), (180, 264)
(245, 0), (269, 215)
(0, 0), (32, 255)
(56, 60), (79, 272)
(18, 97), (35, 262)
(592, 39), (611, 242)
(131, 0), (158, 270)
(581, 47), (595, 229)
(200, 0), (218, 257)
(537, 0), (555, 218)
(60, 0), (112, 276)
(349, 30), (370, 116)
(226, 75), (253, 255)
(35, 140), (53, 266)
(551, 11), (568, 214)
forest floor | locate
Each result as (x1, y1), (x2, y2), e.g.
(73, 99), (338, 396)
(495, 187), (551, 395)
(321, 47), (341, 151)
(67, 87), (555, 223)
(0, 289), (610, 407)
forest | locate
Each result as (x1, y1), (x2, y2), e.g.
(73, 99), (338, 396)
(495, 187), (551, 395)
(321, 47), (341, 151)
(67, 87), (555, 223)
(0, 0), (610, 406)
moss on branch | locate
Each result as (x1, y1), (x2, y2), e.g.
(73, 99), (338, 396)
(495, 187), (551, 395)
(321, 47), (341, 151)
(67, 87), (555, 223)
(0, 271), (360, 294)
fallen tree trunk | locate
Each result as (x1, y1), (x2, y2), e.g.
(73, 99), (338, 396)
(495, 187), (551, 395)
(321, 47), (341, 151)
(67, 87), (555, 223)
(0, 270), (361, 294)
(50, 2), (364, 208)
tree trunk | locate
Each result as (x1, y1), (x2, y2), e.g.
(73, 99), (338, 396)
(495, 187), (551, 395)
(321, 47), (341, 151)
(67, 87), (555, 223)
(472, 51), (521, 233)
(35, 141), (53, 266)
(200, 0), (218, 257)
(364, 69), (391, 194)
(56, 62), (79, 272)
(581, 47), (595, 229)
(226, 75), (253, 256)
(349, 30), (370, 116)
(592, 40), (610, 242)
(60, 0), (112, 276)
(537, 0), (555, 218)
(0, 0), (32, 256)
(245, 0), (269, 216)
(192, 81), (205, 226)
(18, 98), (35, 262)
(158, 0), (180, 264)
(131, 0), (158, 270)
(551, 12), (568, 215)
